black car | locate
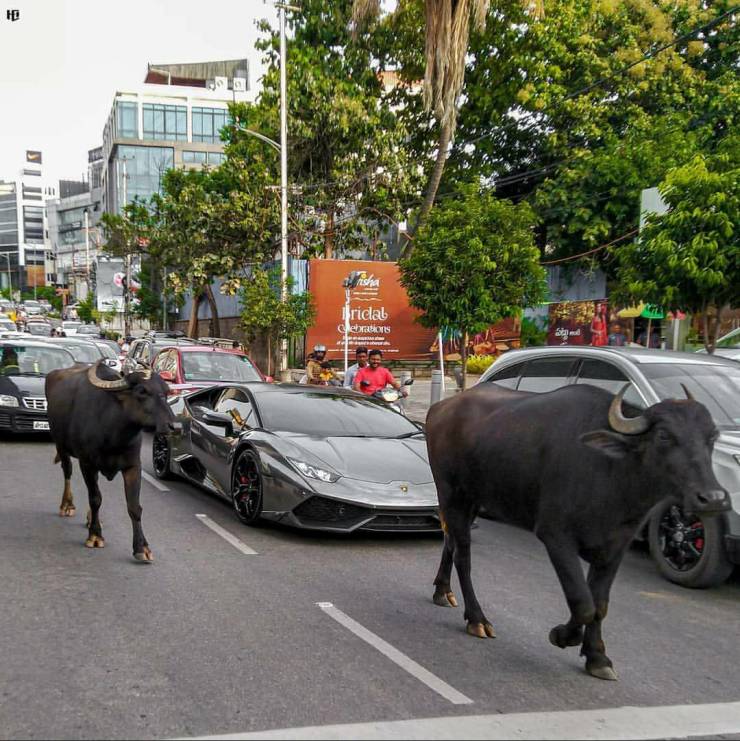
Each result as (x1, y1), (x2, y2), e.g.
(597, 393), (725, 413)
(154, 383), (440, 532)
(125, 335), (195, 369)
(0, 340), (76, 433)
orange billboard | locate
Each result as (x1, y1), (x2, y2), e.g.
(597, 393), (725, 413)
(305, 260), (438, 360)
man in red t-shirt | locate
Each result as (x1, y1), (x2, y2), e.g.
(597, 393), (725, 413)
(353, 349), (404, 395)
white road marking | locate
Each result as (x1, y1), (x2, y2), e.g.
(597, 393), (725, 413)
(195, 514), (258, 555)
(142, 470), (169, 492)
(316, 601), (472, 706)
(180, 699), (740, 740)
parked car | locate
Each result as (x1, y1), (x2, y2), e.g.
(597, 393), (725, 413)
(153, 383), (439, 532)
(151, 344), (268, 395)
(478, 346), (740, 587)
(0, 339), (76, 433)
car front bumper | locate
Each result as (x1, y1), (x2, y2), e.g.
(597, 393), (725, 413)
(0, 406), (50, 433)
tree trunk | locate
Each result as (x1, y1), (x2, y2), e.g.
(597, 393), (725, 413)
(401, 121), (452, 260)
(204, 283), (220, 337)
(703, 302), (720, 354)
(324, 211), (334, 259)
(267, 333), (272, 377)
(461, 330), (469, 391)
(187, 292), (204, 338)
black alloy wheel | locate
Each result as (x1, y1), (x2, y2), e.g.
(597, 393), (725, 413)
(152, 434), (172, 480)
(232, 449), (263, 526)
(648, 501), (733, 589)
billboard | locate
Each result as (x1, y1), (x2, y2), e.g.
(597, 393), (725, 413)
(547, 300), (608, 346)
(305, 260), (438, 360)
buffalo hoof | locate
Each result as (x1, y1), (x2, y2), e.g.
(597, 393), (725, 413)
(134, 547), (154, 563)
(549, 624), (584, 649)
(84, 535), (105, 549)
(466, 621), (496, 639)
(59, 505), (76, 518)
(433, 589), (458, 607)
(587, 663), (618, 681)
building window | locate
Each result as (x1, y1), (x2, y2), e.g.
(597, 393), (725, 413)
(207, 151), (225, 166)
(182, 150), (207, 164)
(192, 107), (229, 143)
(143, 104), (187, 141)
(116, 101), (138, 139)
(117, 145), (174, 205)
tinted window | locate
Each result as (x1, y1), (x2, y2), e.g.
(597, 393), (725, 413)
(575, 359), (645, 407)
(642, 362), (740, 429)
(517, 358), (575, 392)
(182, 352), (261, 382)
(257, 391), (421, 437)
(486, 361), (524, 389)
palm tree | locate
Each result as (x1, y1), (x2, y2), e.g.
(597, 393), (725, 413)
(353, 0), (543, 255)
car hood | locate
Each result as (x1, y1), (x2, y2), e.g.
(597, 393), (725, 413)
(276, 433), (433, 484)
(0, 375), (46, 397)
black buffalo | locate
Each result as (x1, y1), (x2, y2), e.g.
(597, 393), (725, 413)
(426, 383), (730, 680)
(45, 361), (175, 562)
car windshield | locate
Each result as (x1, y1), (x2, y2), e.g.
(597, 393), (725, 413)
(58, 343), (100, 363)
(63, 322), (81, 329)
(257, 390), (421, 437)
(182, 352), (262, 382)
(642, 362), (740, 429)
(0, 344), (76, 376)
(26, 323), (51, 336)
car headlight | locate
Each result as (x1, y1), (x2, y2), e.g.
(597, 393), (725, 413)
(288, 458), (340, 483)
(0, 395), (19, 407)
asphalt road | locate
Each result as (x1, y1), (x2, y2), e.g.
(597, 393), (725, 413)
(1, 432), (739, 740)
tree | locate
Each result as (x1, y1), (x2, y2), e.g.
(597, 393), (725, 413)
(613, 141), (739, 353)
(238, 269), (315, 377)
(400, 184), (546, 388)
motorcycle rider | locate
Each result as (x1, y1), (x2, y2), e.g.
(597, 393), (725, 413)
(353, 349), (404, 396)
(343, 346), (369, 388)
(306, 343), (334, 385)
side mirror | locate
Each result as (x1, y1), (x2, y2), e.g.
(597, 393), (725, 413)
(403, 378), (414, 386)
(159, 370), (175, 383)
(201, 410), (236, 432)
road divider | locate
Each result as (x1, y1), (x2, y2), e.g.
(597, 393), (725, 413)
(195, 514), (258, 555)
(316, 601), (472, 706)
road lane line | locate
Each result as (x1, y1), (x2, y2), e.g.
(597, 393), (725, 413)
(316, 601), (472, 706)
(179, 699), (740, 740)
(195, 514), (258, 555)
(142, 470), (169, 492)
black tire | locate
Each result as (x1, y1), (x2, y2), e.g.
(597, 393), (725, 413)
(648, 501), (733, 589)
(151, 434), (172, 480)
(232, 449), (263, 526)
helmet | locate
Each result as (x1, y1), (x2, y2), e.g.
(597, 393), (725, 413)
(313, 344), (327, 352)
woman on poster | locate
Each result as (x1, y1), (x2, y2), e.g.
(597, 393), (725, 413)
(590, 303), (608, 346)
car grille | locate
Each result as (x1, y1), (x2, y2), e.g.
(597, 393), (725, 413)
(23, 397), (47, 411)
(363, 514), (440, 531)
(13, 414), (49, 431)
(293, 497), (372, 528)
(0, 411), (11, 427)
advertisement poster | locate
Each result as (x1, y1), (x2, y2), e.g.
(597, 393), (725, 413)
(547, 300), (608, 346)
(305, 260), (438, 360)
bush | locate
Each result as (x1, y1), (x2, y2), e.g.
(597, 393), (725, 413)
(466, 354), (495, 374)
(521, 316), (548, 347)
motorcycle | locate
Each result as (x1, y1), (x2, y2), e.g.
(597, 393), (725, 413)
(362, 377), (414, 416)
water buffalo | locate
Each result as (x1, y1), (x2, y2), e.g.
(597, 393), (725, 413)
(426, 383), (730, 680)
(45, 360), (175, 562)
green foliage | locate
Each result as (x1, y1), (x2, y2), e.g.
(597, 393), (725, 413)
(238, 268), (315, 346)
(466, 354), (495, 374)
(613, 140), (739, 351)
(75, 294), (96, 324)
(20, 286), (63, 312)
(520, 316), (548, 347)
(132, 261), (163, 326)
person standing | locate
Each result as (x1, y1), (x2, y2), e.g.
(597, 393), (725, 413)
(353, 349), (403, 395)
(343, 346), (369, 388)
(608, 323), (627, 346)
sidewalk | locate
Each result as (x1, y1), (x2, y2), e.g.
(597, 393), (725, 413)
(402, 374), (481, 422)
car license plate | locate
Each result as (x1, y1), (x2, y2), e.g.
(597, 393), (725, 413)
(33, 421), (50, 431)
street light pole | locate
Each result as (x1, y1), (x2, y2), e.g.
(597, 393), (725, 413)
(121, 158), (131, 338)
(278, 1), (291, 381)
(84, 208), (90, 299)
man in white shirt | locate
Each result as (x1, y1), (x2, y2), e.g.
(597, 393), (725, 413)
(343, 346), (369, 389)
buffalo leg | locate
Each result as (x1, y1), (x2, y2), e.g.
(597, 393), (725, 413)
(123, 466), (153, 562)
(580, 558), (622, 681)
(447, 506), (495, 638)
(432, 531), (458, 607)
(540, 537), (594, 650)
(57, 452), (76, 517)
(80, 462), (104, 549)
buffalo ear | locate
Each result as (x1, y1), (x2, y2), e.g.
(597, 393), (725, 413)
(580, 430), (635, 460)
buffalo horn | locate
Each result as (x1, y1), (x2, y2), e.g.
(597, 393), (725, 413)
(608, 384), (649, 435)
(87, 363), (128, 391)
(680, 383), (695, 401)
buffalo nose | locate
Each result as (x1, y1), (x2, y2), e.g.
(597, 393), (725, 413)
(697, 488), (731, 510)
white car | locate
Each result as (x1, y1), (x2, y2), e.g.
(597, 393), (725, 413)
(61, 321), (82, 336)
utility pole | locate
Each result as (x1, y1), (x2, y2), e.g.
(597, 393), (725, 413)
(278, 1), (291, 381)
(122, 158), (131, 338)
(84, 208), (90, 299)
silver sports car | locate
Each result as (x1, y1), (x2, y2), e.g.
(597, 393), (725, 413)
(153, 383), (441, 532)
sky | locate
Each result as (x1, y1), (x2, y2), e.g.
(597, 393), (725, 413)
(0, 0), (276, 186)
